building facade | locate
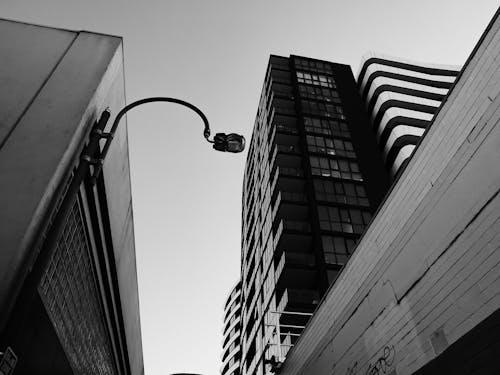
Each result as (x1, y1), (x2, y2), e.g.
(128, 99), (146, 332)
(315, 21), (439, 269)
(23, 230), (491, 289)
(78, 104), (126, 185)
(278, 8), (500, 375)
(238, 55), (390, 375)
(0, 19), (143, 374)
(221, 282), (242, 375)
(357, 53), (460, 176)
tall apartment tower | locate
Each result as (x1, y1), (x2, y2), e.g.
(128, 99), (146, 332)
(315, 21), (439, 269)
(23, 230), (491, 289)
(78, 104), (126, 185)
(239, 55), (390, 375)
(221, 282), (242, 375)
(357, 53), (460, 176)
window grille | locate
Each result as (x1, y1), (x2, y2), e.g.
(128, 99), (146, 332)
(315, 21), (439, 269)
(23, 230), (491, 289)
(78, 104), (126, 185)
(38, 197), (117, 375)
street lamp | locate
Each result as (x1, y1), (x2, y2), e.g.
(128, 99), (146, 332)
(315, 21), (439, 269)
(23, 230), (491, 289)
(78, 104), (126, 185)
(88, 97), (245, 182)
(2, 97), (245, 352)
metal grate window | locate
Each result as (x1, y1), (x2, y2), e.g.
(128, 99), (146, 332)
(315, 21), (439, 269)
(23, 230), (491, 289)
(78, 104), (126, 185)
(38, 197), (117, 375)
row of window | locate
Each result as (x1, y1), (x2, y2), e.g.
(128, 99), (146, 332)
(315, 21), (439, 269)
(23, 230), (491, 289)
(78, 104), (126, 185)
(281, 191), (307, 202)
(304, 117), (351, 138)
(282, 220), (311, 232)
(318, 206), (372, 234)
(294, 58), (334, 75)
(307, 135), (356, 158)
(273, 98), (295, 115)
(279, 166), (304, 177)
(301, 100), (346, 120)
(277, 144), (301, 154)
(322, 235), (357, 265)
(276, 123), (299, 135)
(298, 85), (341, 103)
(296, 71), (336, 88)
(310, 156), (363, 181)
(313, 180), (369, 207)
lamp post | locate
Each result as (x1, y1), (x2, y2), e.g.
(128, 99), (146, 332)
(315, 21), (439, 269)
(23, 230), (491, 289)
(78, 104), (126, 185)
(1, 97), (245, 355)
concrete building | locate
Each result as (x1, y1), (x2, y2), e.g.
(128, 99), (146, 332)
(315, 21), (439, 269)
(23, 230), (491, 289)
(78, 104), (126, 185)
(221, 282), (242, 375)
(238, 55), (390, 375)
(357, 53), (460, 177)
(277, 8), (500, 375)
(0, 19), (143, 374)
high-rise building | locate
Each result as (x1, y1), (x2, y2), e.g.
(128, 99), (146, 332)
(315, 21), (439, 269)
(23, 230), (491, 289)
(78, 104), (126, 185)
(238, 55), (390, 375)
(0, 19), (143, 374)
(276, 8), (500, 375)
(221, 282), (242, 375)
(357, 53), (460, 176)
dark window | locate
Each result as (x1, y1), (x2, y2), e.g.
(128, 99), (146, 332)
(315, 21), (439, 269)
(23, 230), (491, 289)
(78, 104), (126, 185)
(310, 156), (363, 181)
(273, 98), (295, 115)
(307, 135), (356, 158)
(298, 85), (341, 103)
(322, 235), (356, 265)
(318, 206), (371, 234)
(301, 100), (345, 119)
(313, 180), (369, 206)
(294, 58), (333, 75)
(304, 116), (350, 138)
(296, 71), (336, 88)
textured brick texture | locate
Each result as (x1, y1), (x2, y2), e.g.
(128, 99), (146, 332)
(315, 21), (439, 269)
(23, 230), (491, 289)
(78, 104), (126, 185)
(278, 9), (500, 375)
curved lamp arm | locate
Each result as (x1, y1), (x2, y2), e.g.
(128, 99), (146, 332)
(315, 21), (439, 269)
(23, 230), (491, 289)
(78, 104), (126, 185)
(101, 97), (213, 161)
(90, 97), (245, 182)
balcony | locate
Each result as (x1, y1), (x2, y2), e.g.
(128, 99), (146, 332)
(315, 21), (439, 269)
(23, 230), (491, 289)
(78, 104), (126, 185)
(279, 166), (303, 178)
(281, 191), (307, 203)
(274, 228), (313, 258)
(282, 220), (311, 232)
(280, 251), (316, 267)
(275, 252), (317, 290)
(269, 130), (301, 155)
(269, 143), (303, 181)
(269, 67), (291, 84)
(276, 123), (299, 135)
(278, 288), (320, 309)
(269, 114), (299, 142)
(270, 81), (293, 98)
(272, 191), (309, 222)
(268, 115), (299, 160)
(277, 144), (301, 155)
(275, 289), (318, 332)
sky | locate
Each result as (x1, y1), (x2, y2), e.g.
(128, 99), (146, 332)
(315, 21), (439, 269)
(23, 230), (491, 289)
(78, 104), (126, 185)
(1, 0), (498, 374)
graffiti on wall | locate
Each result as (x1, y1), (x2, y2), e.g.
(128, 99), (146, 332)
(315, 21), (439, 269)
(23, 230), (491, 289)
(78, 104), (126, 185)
(344, 345), (395, 375)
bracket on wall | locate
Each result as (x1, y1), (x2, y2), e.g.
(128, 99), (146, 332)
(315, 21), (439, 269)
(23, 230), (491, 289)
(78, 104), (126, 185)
(78, 109), (112, 185)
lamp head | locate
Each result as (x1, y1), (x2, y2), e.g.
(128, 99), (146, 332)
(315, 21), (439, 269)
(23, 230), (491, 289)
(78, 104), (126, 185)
(213, 133), (245, 153)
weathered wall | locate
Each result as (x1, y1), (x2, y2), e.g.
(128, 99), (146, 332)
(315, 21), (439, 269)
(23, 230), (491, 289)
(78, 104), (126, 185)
(279, 9), (500, 375)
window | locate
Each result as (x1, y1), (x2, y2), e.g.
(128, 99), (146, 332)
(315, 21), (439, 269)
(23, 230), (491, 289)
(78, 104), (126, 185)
(313, 180), (369, 206)
(301, 100), (345, 119)
(310, 156), (363, 181)
(298, 85), (340, 103)
(322, 235), (356, 265)
(277, 143), (300, 154)
(270, 69), (291, 84)
(307, 135), (356, 158)
(318, 206), (372, 234)
(304, 116), (350, 138)
(273, 98), (295, 115)
(294, 58), (333, 74)
(296, 71), (336, 88)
